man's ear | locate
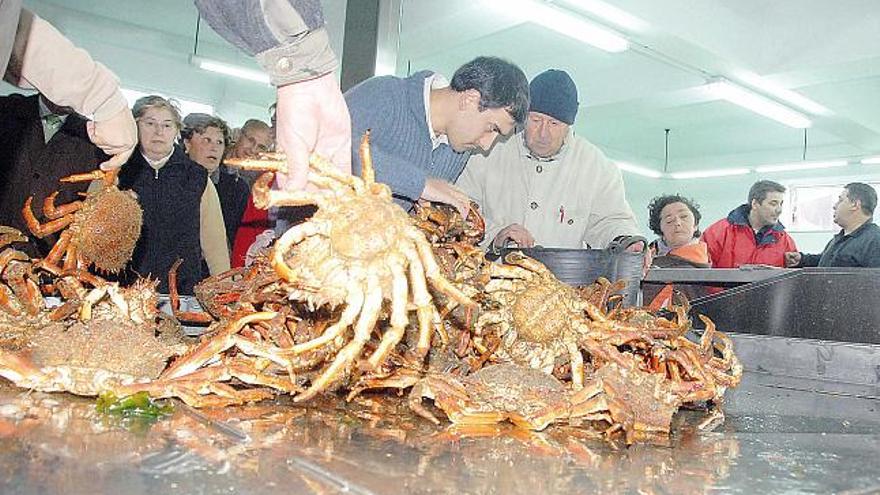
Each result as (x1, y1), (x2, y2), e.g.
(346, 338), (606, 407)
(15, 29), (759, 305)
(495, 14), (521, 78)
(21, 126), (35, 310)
(460, 89), (481, 111)
(853, 199), (862, 213)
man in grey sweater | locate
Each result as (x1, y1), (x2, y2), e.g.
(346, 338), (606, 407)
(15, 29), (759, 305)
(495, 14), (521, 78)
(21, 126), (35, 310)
(345, 57), (529, 215)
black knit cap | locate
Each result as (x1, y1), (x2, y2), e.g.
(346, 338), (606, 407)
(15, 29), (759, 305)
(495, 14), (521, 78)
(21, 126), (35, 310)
(529, 69), (579, 125)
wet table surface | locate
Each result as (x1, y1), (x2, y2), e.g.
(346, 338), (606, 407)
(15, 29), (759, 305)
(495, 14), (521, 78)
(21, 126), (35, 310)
(0, 368), (878, 495)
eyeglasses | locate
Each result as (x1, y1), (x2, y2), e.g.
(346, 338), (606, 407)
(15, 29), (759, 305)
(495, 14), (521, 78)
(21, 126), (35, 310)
(139, 119), (177, 132)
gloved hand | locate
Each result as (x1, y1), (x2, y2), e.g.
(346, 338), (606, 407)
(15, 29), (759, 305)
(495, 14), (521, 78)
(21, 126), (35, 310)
(86, 106), (138, 171)
(274, 72), (352, 190)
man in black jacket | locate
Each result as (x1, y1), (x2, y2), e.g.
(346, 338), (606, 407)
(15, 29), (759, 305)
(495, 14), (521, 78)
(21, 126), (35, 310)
(0, 93), (107, 256)
(785, 182), (880, 268)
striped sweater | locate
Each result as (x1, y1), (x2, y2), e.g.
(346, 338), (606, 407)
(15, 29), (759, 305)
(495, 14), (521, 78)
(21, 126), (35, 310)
(345, 70), (470, 211)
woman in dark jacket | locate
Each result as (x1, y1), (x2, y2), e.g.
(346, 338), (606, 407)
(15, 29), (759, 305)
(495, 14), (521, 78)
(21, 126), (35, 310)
(117, 96), (229, 294)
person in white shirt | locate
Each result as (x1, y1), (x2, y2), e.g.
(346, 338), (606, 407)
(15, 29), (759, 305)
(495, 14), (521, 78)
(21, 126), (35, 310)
(457, 69), (642, 252)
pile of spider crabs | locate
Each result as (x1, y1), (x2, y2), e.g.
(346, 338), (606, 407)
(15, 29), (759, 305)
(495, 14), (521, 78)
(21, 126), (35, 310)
(0, 134), (741, 444)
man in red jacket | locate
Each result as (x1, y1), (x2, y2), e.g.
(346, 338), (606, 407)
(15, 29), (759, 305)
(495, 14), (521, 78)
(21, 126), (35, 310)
(702, 180), (797, 268)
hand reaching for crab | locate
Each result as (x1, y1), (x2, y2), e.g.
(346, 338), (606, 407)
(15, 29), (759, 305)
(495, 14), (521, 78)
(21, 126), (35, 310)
(624, 240), (653, 277)
(274, 73), (353, 191)
(86, 106), (138, 171)
(420, 178), (472, 218)
(492, 223), (536, 249)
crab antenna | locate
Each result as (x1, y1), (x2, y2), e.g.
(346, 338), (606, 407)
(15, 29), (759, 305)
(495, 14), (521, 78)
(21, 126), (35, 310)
(225, 154), (287, 174)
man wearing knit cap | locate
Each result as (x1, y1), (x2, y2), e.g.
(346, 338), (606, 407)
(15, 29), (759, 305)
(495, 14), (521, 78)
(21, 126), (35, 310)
(458, 69), (642, 251)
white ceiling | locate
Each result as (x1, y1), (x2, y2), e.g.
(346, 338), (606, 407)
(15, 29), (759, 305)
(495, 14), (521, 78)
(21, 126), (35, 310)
(17, 0), (880, 172)
(396, 0), (880, 172)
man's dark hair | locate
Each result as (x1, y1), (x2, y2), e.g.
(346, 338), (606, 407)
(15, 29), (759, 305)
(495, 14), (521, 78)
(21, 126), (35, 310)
(181, 113), (231, 147)
(647, 194), (702, 237)
(844, 182), (877, 216)
(748, 180), (786, 205)
(450, 56), (529, 125)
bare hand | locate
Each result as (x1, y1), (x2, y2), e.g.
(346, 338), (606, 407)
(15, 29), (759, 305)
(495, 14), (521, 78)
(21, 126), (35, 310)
(274, 73), (352, 190)
(625, 240), (646, 253)
(784, 251), (802, 267)
(86, 107), (137, 171)
(493, 224), (535, 248)
(420, 178), (471, 218)
(639, 245), (653, 277)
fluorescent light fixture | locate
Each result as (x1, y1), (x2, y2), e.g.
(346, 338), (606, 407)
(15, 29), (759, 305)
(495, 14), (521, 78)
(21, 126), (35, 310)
(737, 72), (831, 116)
(120, 88), (214, 117)
(706, 78), (812, 129)
(669, 168), (751, 180)
(558, 0), (648, 31)
(190, 55), (270, 85)
(615, 161), (663, 178)
(861, 155), (880, 165)
(508, 0), (629, 52)
(754, 160), (848, 173)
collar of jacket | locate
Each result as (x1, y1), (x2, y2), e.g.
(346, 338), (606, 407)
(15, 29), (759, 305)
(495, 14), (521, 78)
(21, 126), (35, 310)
(727, 203), (786, 245)
(835, 219), (875, 240)
(17, 94), (90, 140)
(518, 128), (573, 163)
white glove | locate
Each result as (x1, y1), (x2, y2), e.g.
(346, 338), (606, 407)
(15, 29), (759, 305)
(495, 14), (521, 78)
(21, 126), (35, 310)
(86, 106), (138, 170)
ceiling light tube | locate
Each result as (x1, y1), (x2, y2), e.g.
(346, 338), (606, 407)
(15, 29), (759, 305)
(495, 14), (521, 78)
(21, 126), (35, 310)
(861, 155), (880, 165)
(190, 55), (270, 85)
(669, 168), (751, 180)
(706, 78), (812, 129)
(737, 73), (831, 116)
(615, 161), (663, 178)
(509, 0), (629, 52)
(558, 0), (648, 31)
(754, 160), (848, 173)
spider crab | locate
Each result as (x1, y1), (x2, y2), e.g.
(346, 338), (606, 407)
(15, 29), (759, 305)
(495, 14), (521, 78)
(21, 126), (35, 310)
(222, 133), (476, 401)
(355, 360), (694, 444)
(473, 251), (741, 407)
(22, 168), (142, 274)
(0, 273), (300, 407)
(0, 226), (43, 319)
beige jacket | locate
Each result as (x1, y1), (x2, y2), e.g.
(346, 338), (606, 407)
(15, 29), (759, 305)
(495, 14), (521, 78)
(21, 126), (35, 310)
(3, 8), (127, 121)
(457, 131), (641, 250)
(200, 180), (231, 275)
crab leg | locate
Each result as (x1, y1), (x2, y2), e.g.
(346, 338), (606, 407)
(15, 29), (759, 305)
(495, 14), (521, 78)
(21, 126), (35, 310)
(295, 274), (383, 402)
(0, 285), (22, 316)
(60, 169), (111, 184)
(271, 219), (329, 282)
(62, 241), (78, 271)
(34, 231), (70, 275)
(364, 255), (409, 369)
(41, 192), (83, 219)
(160, 311), (278, 380)
(400, 244), (435, 360)
(22, 197), (74, 238)
(2, 261), (42, 315)
(287, 287), (363, 355)
(167, 259), (214, 324)
(409, 230), (475, 308)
